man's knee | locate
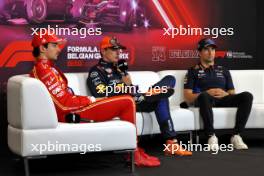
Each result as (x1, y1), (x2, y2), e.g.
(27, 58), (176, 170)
(197, 92), (212, 103)
(163, 75), (176, 88)
(239, 91), (253, 102)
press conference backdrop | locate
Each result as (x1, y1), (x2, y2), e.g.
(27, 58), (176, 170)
(0, 0), (263, 149)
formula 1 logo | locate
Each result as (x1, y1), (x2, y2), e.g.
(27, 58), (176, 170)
(0, 41), (34, 68)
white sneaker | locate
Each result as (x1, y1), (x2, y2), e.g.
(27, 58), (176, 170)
(208, 135), (219, 151)
(231, 135), (248, 150)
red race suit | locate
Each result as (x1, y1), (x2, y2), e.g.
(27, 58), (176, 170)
(30, 58), (136, 124)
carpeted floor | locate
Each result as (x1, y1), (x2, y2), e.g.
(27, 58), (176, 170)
(1, 131), (264, 176)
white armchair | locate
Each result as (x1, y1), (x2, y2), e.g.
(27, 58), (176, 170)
(7, 75), (137, 176)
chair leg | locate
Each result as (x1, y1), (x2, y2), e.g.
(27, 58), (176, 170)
(23, 157), (30, 176)
(189, 131), (193, 145)
(196, 132), (200, 144)
(130, 151), (135, 173)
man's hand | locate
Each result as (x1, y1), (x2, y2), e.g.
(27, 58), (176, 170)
(116, 66), (132, 85)
(207, 88), (229, 98)
(184, 89), (200, 104)
(206, 89), (217, 97)
(121, 74), (132, 86)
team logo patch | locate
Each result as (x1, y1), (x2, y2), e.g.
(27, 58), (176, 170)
(51, 67), (59, 75)
(90, 71), (98, 78)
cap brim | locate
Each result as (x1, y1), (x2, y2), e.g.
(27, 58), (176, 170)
(204, 44), (217, 48)
(110, 45), (126, 50)
(50, 38), (67, 50)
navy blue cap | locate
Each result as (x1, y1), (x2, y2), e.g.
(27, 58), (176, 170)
(197, 38), (217, 51)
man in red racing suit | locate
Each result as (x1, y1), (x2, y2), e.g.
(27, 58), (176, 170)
(30, 58), (137, 123)
(29, 31), (160, 167)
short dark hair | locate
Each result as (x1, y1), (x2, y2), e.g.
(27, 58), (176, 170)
(32, 43), (49, 57)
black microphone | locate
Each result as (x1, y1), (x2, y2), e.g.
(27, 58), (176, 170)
(65, 113), (94, 123)
(180, 101), (189, 109)
(117, 59), (128, 76)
